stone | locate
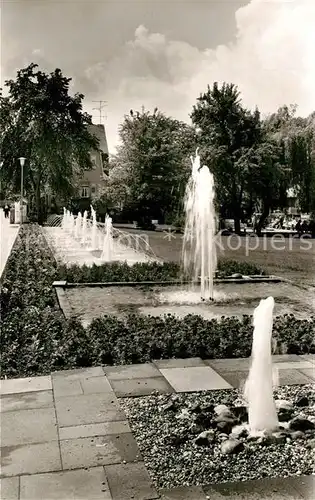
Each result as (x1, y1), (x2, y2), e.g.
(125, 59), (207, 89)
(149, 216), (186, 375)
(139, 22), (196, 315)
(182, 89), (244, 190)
(306, 438), (315, 449)
(289, 417), (315, 432)
(0, 376), (52, 395)
(0, 477), (19, 500)
(0, 390), (54, 413)
(275, 399), (293, 411)
(153, 357), (205, 369)
(295, 396), (309, 407)
(231, 424), (249, 438)
(169, 432), (189, 447)
(19, 467), (112, 499)
(262, 432), (287, 445)
(221, 438), (244, 454)
(158, 486), (207, 499)
(290, 431), (305, 440)
(104, 363), (160, 380)
(214, 404), (230, 415)
(59, 421), (131, 440)
(194, 430), (215, 446)
(231, 273), (242, 278)
(216, 420), (235, 434)
(233, 405), (248, 423)
(109, 377), (174, 397)
(278, 408), (295, 422)
(195, 412), (213, 430)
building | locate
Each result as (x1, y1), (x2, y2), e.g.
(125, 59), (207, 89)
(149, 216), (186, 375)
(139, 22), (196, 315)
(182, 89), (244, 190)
(71, 124), (109, 214)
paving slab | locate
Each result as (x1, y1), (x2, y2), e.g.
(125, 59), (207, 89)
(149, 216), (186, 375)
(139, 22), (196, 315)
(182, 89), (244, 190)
(0, 376), (52, 395)
(59, 421), (131, 440)
(153, 358), (206, 369)
(52, 377), (83, 397)
(204, 358), (251, 372)
(219, 370), (248, 389)
(1, 407), (58, 447)
(52, 366), (104, 379)
(297, 368), (315, 381)
(60, 433), (141, 469)
(284, 475), (315, 500)
(300, 355), (315, 365)
(19, 466), (112, 500)
(104, 461), (159, 500)
(104, 363), (161, 380)
(109, 376), (174, 397)
(274, 361), (314, 370)
(1, 441), (61, 477)
(0, 476), (19, 500)
(203, 476), (305, 499)
(276, 369), (314, 385)
(81, 376), (113, 394)
(159, 485), (207, 499)
(160, 366), (232, 392)
(55, 393), (125, 427)
(0, 390), (53, 412)
(271, 355), (301, 363)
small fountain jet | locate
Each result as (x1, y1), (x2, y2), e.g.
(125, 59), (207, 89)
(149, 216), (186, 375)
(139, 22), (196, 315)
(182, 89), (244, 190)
(182, 149), (217, 301)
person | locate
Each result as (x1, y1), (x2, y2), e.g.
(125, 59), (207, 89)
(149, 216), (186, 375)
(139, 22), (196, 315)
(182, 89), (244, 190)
(295, 219), (302, 237)
(4, 205), (10, 218)
(301, 220), (309, 234)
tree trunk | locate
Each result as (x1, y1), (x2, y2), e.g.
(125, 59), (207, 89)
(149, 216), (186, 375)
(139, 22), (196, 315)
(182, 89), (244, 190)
(256, 204), (270, 236)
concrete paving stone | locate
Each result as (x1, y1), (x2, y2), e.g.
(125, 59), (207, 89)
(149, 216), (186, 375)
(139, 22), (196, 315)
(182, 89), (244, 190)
(81, 376), (113, 394)
(203, 476), (305, 499)
(59, 421), (131, 440)
(0, 376), (52, 395)
(110, 376), (174, 397)
(277, 369), (314, 385)
(0, 476), (19, 499)
(60, 433), (141, 469)
(55, 393), (125, 427)
(284, 475), (315, 500)
(204, 358), (251, 372)
(20, 466), (112, 500)
(160, 366), (232, 392)
(153, 358), (206, 369)
(52, 378), (83, 397)
(274, 361), (314, 370)
(271, 354), (301, 363)
(300, 354), (315, 365)
(1, 407), (58, 447)
(159, 486), (207, 499)
(1, 441), (61, 477)
(52, 366), (104, 380)
(219, 370), (248, 389)
(104, 363), (160, 380)
(0, 390), (53, 413)
(104, 461), (159, 500)
(297, 368), (315, 381)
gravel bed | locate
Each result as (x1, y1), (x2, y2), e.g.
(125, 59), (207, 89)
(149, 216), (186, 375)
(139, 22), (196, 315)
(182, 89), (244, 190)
(120, 385), (315, 489)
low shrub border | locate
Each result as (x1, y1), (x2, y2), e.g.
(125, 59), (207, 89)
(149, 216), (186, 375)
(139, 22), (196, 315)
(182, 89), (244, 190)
(1, 225), (314, 379)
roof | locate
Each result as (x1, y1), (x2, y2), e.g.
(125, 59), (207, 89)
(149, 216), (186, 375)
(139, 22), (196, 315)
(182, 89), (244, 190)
(88, 124), (109, 155)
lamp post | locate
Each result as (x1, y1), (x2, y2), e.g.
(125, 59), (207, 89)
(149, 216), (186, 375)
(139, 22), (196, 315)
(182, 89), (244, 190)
(19, 157), (26, 223)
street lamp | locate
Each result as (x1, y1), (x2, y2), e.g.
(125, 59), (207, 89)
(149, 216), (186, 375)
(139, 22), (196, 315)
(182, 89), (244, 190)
(19, 157), (26, 223)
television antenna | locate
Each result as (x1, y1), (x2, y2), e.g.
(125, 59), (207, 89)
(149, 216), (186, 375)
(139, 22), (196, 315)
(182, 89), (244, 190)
(92, 100), (107, 124)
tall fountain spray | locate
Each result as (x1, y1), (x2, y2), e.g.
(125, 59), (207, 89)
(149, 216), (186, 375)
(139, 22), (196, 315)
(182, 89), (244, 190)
(182, 149), (217, 300)
(244, 296), (279, 434)
(75, 212), (82, 240)
(81, 210), (88, 246)
(101, 214), (114, 261)
(89, 205), (98, 250)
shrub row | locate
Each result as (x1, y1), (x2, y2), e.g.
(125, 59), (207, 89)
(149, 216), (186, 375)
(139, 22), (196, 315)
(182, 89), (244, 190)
(56, 259), (265, 284)
(1, 225), (314, 379)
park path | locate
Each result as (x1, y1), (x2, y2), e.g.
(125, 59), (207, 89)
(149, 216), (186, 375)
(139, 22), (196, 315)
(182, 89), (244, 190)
(0, 215), (19, 279)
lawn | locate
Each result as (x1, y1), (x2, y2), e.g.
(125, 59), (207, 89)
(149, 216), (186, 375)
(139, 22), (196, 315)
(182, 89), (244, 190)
(122, 228), (315, 286)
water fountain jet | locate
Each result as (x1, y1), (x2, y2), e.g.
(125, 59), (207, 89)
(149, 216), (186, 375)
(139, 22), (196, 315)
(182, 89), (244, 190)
(181, 149), (217, 301)
(101, 214), (114, 261)
(244, 296), (279, 434)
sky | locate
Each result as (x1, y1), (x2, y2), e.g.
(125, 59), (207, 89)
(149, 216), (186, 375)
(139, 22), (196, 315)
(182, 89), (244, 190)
(1, 0), (315, 153)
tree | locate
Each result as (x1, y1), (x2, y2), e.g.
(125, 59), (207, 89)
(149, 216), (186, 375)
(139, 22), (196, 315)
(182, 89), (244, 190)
(0, 64), (99, 222)
(112, 108), (196, 223)
(191, 82), (262, 233)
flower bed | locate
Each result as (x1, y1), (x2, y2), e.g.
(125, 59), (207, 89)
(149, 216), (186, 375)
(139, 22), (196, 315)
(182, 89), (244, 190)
(1, 225), (314, 379)
(120, 385), (315, 489)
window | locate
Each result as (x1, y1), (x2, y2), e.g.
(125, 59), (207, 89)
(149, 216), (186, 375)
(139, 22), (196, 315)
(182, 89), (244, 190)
(81, 186), (89, 198)
(91, 154), (97, 168)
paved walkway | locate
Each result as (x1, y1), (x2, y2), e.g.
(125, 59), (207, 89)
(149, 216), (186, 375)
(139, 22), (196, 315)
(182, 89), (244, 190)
(1, 355), (314, 499)
(0, 216), (19, 279)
